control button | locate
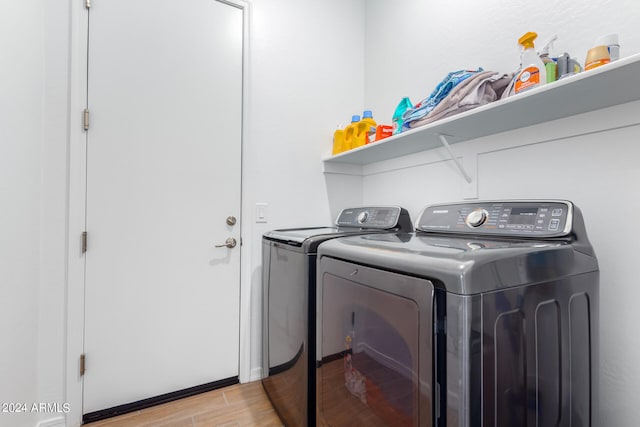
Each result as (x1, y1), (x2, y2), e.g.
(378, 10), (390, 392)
(357, 211), (369, 224)
(465, 208), (489, 228)
(552, 208), (563, 217)
(549, 218), (560, 231)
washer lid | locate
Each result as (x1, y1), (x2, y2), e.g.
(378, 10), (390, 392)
(263, 227), (340, 244)
(317, 231), (598, 295)
(262, 226), (400, 252)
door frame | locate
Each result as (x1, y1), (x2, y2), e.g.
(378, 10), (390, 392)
(65, 1), (251, 425)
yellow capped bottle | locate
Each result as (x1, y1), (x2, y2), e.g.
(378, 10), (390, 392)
(331, 128), (345, 155)
(356, 110), (377, 146)
(343, 115), (360, 151)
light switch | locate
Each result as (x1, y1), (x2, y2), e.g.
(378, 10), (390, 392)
(256, 203), (268, 223)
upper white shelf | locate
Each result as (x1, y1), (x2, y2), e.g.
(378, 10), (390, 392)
(323, 52), (640, 166)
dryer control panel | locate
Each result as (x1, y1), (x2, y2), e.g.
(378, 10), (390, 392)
(336, 206), (406, 229)
(417, 200), (573, 237)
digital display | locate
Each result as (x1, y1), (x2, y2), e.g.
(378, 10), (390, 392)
(373, 209), (393, 222)
(509, 207), (538, 225)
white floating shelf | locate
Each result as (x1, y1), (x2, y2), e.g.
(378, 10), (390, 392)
(323, 52), (640, 166)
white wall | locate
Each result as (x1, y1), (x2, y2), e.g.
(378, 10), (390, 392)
(364, 0), (640, 125)
(352, 0), (640, 425)
(245, 0), (366, 378)
(1, 2), (70, 427)
(0, 2), (44, 427)
(37, 2), (70, 427)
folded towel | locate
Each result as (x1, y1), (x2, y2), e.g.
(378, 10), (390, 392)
(407, 71), (512, 129)
(402, 68), (484, 128)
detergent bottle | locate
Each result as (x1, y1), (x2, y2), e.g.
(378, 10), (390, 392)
(343, 115), (360, 151)
(539, 35), (558, 83)
(331, 126), (346, 155)
(515, 32), (546, 94)
(356, 110), (377, 146)
(392, 97), (413, 134)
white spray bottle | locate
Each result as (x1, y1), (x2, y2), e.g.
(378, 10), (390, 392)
(515, 32), (546, 94)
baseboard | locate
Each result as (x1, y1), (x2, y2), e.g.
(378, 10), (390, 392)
(356, 342), (416, 381)
(36, 416), (66, 427)
(83, 376), (239, 424)
(249, 367), (262, 382)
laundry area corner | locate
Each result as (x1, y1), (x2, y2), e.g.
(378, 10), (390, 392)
(2, 0), (640, 426)
(242, 0), (640, 421)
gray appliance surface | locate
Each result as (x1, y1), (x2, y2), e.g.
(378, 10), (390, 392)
(317, 200), (599, 427)
(263, 206), (413, 251)
(261, 206), (412, 427)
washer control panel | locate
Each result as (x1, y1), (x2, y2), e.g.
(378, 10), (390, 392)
(336, 206), (402, 229)
(417, 201), (573, 237)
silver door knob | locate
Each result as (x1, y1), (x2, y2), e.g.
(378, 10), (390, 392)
(226, 216), (237, 226)
(215, 237), (237, 248)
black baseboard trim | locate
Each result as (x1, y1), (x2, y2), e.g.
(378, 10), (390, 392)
(268, 343), (304, 376)
(319, 349), (349, 367)
(82, 376), (239, 425)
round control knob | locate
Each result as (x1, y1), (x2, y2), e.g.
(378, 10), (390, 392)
(357, 211), (369, 224)
(465, 209), (489, 228)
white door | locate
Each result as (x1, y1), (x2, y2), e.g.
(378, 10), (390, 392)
(83, 0), (243, 415)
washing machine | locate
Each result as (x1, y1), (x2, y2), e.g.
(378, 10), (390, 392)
(262, 206), (413, 427)
(317, 200), (599, 427)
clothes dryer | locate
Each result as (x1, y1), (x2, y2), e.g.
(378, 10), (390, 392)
(262, 206), (412, 427)
(317, 200), (598, 427)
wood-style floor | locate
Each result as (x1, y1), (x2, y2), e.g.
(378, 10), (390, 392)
(84, 381), (283, 427)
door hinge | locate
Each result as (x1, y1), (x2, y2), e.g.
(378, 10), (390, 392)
(80, 354), (86, 376)
(83, 109), (90, 131)
(85, 0), (91, 10)
(82, 231), (88, 253)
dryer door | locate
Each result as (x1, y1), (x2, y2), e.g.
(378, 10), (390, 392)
(318, 257), (434, 427)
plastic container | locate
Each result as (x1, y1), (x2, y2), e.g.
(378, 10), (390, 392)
(343, 115), (360, 151)
(356, 110), (377, 146)
(375, 125), (393, 141)
(557, 52), (582, 79)
(585, 45), (610, 71)
(392, 97), (413, 134)
(331, 128), (345, 155)
(515, 32), (546, 94)
(544, 62), (557, 83)
(595, 34), (620, 61)
(539, 35), (558, 83)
